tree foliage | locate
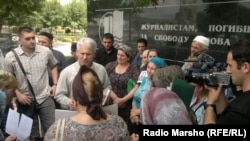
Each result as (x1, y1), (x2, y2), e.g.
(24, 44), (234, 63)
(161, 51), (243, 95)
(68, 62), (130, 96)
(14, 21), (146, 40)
(63, 0), (87, 31)
(121, 0), (159, 8)
(39, 1), (64, 31)
(0, 0), (45, 31)
(0, 0), (87, 33)
(0, 0), (155, 33)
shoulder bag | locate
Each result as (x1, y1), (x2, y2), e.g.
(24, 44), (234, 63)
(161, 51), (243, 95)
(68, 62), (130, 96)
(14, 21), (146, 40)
(12, 50), (37, 118)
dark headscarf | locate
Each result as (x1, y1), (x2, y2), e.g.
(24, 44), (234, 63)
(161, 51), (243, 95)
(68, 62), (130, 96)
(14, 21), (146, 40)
(72, 65), (107, 120)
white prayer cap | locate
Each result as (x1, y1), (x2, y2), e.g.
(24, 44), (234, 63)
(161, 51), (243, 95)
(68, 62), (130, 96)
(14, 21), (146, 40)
(193, 35), (209, 49)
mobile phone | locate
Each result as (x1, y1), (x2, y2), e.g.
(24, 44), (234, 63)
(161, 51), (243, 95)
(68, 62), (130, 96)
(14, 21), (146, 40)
(102, 89), (111, 106)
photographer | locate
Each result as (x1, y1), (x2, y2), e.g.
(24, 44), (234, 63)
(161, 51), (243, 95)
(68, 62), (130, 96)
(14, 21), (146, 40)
(204, 39), (250, 124)
(185, 52), (231, 125)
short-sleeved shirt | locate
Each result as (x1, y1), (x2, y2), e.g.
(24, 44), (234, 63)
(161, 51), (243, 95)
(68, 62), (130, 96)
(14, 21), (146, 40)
(51, 49), (68, 73)
(49, 49), (68, 86)
(3, 45), (58, 104)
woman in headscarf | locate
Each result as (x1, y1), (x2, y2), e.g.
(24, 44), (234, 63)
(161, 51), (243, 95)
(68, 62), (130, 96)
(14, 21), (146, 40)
(141, 87), (192, 125)
(44, 66), (129, 141)
(130, 57), (167, 125)
(140, 49), (160, 71)
(151, 65), (185, 89)
(140, 65), (193, 125)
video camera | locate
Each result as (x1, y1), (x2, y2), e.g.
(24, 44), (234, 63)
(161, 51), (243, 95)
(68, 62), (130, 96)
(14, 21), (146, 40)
(184, 53), (231, 87)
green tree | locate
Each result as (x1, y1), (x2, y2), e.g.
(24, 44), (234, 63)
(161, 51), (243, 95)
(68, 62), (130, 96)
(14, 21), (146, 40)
(0, 0), (45, 32)
(63, 0), (87, 33)
(121, 0), (159, 9)
(7, 11), (40, 29)
(39, 1), (64, 32)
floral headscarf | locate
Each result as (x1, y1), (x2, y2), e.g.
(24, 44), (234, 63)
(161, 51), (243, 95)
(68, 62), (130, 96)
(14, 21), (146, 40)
(141, 87), (192, 125)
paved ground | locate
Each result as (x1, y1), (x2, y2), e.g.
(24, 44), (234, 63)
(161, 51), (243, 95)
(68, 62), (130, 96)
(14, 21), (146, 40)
(53, 42), (71, 57)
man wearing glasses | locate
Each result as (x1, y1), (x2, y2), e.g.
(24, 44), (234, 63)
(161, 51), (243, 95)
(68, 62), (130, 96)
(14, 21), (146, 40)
(2, 27), (58, 139)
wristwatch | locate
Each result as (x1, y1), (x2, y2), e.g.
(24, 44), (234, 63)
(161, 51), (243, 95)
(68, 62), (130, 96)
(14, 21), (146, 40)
(204, 103), (217, 114)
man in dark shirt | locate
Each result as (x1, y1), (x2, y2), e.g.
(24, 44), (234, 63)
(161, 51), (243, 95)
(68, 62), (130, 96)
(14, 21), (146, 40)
(38, 32), (68, 109)
(67, 42), (77, 65)
(95, 33), (117, 66)
(133, 38), (148, 69)
(38, 32), (68, 76)
(204, 39), (250, 124)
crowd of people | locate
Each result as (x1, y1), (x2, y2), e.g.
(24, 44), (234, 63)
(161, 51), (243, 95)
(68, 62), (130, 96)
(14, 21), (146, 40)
(0, 26), (250, 141)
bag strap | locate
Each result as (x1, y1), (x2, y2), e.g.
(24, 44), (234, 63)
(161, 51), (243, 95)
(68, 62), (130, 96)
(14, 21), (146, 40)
(55, 119), (61, 140)
(11, 50), (36, 100)
(194, 101), (206, 113)
(55, 118), (66, 141)
(60, 118), (66, 141)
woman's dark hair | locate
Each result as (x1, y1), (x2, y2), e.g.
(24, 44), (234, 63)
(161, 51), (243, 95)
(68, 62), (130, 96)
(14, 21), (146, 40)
(148, 48), (160, 57)
(72, 65), (107, 120)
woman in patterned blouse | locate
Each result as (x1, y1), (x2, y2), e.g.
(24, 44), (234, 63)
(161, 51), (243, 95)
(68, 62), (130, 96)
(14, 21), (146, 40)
(105, 44), (140, 135)
(44, 66), (130, 141)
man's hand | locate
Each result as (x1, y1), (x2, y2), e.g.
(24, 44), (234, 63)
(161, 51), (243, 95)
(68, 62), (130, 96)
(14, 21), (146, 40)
(5, 135), (17, 141)
(205, 84), (224, 104)
(69, 99), (76, 110)
(50, 85), (57, 96)
(130, 108), (140, 117)
(130, 115), (140, 125)
(16, 90), (32, 105)
(130, 133), (139, 141)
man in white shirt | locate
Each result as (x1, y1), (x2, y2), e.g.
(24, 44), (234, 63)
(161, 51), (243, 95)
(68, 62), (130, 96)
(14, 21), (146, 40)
(55, 37), (111, 109)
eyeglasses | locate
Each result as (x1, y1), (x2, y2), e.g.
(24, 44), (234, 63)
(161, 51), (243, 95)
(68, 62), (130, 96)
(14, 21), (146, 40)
(24, 36), (35, 41)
